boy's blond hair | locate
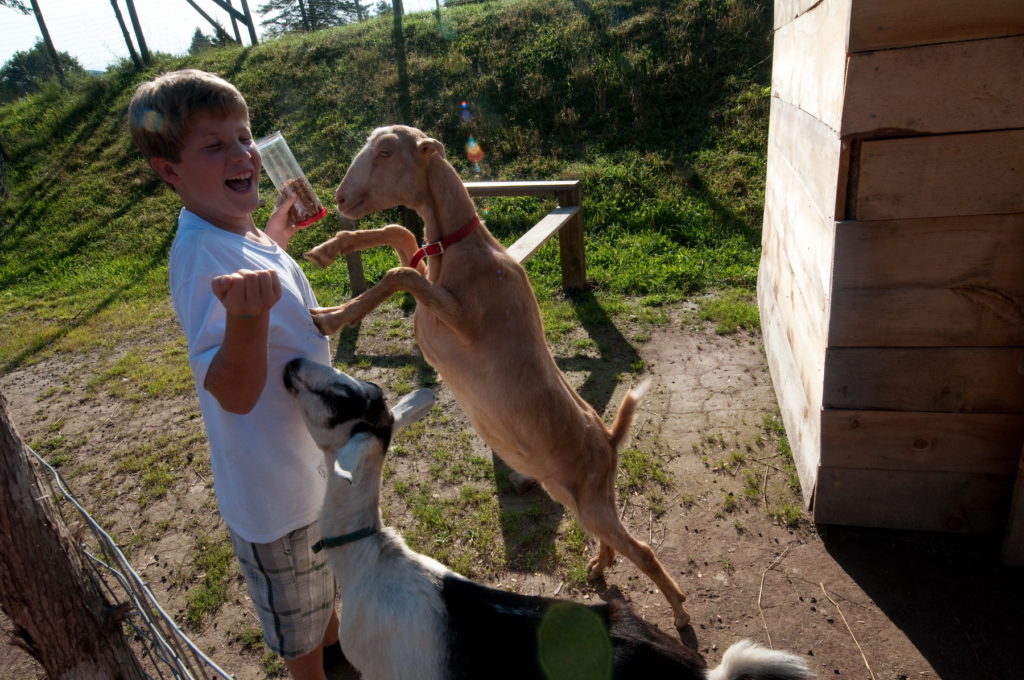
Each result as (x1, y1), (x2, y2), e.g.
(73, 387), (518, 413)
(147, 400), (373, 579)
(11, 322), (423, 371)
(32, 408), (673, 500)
(128, 69), (248, 162)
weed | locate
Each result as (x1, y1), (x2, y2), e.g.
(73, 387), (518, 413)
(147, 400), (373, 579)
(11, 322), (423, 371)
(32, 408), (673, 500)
(619, 447), (672, 493)
(696, 289), (760, 334)
(742, 468), (762, 500)
(770, 503), (806, 528)
(183, 533), (236, 629)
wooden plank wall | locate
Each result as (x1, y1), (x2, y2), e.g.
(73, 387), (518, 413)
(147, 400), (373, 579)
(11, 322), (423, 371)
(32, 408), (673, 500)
(758, 0), (851, 501)
(761, 0), (1024, 539)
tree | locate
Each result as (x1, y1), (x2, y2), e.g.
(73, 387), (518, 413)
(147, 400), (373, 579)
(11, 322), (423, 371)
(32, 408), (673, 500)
(9, 0), (70, 88)
(189, 27), (215, 54)
(0, 1), (30, 13)
(258, 0), (365, 36)
(0, 41), (84, 104)
(188, 25), (235, 55)
(0, 391), (147, 678)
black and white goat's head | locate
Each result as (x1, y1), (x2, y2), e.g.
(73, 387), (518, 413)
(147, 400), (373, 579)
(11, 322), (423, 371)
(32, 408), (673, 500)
(283, 357), (434, 483)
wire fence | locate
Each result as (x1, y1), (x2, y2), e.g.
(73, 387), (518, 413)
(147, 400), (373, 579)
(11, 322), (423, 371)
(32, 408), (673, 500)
(28, 443), (233, 680)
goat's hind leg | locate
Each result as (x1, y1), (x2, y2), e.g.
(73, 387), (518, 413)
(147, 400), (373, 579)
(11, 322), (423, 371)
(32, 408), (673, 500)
(577, 497), (690, 628)
(305, 224), (420, 270)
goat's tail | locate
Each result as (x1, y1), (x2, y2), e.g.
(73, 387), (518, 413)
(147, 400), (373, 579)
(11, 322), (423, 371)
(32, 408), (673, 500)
(705, 640), (814, 680)
(608, 378), (652, 450)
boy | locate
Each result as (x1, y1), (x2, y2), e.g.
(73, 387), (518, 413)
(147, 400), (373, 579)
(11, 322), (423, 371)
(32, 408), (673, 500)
(128, 69), (340, 680)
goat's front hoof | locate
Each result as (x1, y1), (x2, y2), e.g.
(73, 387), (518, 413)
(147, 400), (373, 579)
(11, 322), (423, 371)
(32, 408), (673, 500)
(303, 248), (336, 268)
(310, 308), (344, 336)
(508, 471), (537, 494)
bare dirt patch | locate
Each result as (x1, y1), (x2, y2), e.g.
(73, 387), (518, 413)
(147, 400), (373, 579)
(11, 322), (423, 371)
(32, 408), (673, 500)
(2, 303), (1022, 679)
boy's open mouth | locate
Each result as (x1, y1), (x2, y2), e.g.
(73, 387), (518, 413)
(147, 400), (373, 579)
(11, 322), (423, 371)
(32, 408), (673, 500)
(225, 171), (253, 192)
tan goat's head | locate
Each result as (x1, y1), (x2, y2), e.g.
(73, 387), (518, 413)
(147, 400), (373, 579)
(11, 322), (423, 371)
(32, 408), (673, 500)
(335, 125), (446, 220)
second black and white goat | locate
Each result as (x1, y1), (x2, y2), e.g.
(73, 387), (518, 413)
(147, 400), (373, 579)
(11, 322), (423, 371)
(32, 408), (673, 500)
(283, 357), (815, 680)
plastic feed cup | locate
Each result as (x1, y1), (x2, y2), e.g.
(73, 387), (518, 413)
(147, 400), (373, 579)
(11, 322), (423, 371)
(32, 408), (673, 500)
(256, 131), (327, 226)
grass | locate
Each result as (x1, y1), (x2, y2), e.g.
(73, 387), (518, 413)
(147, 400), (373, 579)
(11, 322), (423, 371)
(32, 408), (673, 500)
(696, 288), (761, 334)
(183, 533), (237, 630)
(0, 0), (770, 373)
(0, 0), (782, 640)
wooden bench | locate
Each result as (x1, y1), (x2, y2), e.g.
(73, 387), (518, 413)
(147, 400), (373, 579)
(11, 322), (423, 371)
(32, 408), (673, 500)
(342, 179), (586, 293)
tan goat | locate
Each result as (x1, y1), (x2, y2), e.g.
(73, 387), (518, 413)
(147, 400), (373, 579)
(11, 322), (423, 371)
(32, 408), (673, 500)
(306, 125), (690, 627)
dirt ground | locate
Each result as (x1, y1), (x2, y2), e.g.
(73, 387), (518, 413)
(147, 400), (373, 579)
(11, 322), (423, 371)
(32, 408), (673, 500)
(2, 304), (1022, 679)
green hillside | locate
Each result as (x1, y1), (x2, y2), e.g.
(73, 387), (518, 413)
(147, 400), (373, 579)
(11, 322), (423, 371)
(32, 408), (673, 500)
(0, 0), (771, 371)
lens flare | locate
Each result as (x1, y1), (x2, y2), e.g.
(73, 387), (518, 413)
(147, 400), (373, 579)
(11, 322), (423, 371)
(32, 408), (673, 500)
(141, 109), (164, 133)
(537, 602), (613, 680)
(465, 136), (484, 173)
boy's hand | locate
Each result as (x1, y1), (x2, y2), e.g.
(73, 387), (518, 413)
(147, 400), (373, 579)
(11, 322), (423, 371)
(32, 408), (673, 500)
(211, 269), (282, 318)
(264, 186), (303, 248)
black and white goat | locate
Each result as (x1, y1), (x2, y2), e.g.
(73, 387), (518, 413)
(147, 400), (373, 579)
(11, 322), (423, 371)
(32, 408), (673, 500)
(283, 357), (815, 680)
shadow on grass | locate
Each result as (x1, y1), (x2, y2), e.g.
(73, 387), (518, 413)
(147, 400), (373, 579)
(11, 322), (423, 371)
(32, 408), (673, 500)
(0, 224), (175, 375)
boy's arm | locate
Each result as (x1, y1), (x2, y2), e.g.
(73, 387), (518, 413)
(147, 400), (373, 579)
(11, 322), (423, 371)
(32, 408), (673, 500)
(204, 269), (282, 414)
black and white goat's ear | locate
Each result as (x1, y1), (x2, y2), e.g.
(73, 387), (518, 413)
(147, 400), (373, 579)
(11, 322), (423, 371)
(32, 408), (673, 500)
(333, 431), (378, 485)
(391, 388), (435, 432)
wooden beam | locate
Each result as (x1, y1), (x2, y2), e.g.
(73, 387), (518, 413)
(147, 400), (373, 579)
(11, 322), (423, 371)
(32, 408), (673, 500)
(855, 130), (1024, 221)
(183, 0), (235, 41)
(767, 98), (846, 222)
(506, 206), (578, 264)
(465, 180), (580, 198)
(823, 347), (1024, 414)
(206, 0), (247, 22)
(467, 180), (586, 289)
(555, 182), (585, 289)
(849, 0), (1024, 52)
(770, 0), (851, 131)
(830, 214), (1024, 347)
(821, 409), (1024, 474)
(815, 466), (1013, 532)
(843, 36), (1024, 137)
(773, 0), (828, 31)
(757, 267), (821, 504)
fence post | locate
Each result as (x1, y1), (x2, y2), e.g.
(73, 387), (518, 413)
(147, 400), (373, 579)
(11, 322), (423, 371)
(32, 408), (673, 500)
(339, 215), (367, 295)
(556, 181), (587, 290)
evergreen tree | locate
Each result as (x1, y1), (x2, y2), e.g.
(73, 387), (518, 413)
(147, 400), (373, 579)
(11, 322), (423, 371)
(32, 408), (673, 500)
(188, 24), (235, 55)
(258, 0), (367, 36)
(188, 28), (215, 54)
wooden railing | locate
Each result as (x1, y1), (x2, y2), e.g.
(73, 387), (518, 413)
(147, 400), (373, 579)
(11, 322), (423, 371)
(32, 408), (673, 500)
(342, 179), (585, 294)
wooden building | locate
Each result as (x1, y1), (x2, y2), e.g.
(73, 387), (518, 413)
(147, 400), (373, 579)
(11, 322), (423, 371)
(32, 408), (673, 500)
(757, 0), (1024, 560)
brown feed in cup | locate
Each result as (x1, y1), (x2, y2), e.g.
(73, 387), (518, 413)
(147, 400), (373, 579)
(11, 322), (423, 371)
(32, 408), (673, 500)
(283, 177), (324, 221)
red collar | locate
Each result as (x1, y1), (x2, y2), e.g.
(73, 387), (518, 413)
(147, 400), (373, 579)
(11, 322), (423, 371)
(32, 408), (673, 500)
(409, 215), (480, 270)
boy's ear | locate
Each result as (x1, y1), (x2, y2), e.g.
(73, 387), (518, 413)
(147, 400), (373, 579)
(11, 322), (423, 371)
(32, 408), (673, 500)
(149, 157), (180, 186)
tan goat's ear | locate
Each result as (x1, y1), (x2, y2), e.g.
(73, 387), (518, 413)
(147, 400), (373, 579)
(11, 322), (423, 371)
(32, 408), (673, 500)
(417, 137), (446, 160)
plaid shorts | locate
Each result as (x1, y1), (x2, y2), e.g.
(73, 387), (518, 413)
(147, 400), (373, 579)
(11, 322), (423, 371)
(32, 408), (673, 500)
(229, 523), (337, 659)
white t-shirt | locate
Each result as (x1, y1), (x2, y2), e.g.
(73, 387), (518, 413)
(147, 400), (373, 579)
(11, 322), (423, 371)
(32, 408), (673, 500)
(169, 208), (331, 543)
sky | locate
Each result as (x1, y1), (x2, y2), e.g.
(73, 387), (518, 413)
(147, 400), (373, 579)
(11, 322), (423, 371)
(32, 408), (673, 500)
(0, 0), (438, 72)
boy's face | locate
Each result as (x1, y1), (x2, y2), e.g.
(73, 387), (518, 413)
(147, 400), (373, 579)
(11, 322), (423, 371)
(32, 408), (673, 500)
(150, 112), (261, 232)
